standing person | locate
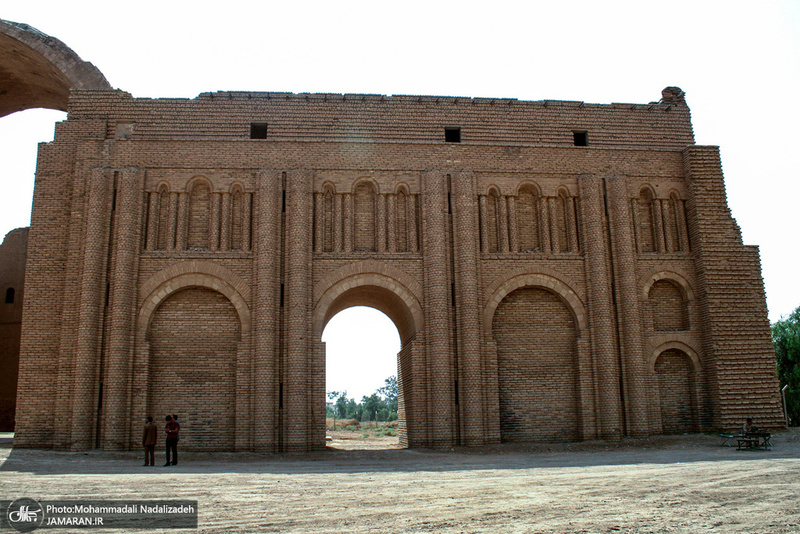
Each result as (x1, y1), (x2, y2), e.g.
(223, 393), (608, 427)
(142, 416), (157, 466)
(172, 414), (180, 443)
(164, 415), (180, 466)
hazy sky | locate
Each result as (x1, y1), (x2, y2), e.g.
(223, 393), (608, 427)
(2, 1), (799, 399)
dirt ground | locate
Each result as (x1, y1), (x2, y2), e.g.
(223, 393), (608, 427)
(1, 430), (799, 533)
(327, 428), (402, 450)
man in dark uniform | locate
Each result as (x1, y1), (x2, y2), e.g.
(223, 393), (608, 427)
(142, 416), (157, 466)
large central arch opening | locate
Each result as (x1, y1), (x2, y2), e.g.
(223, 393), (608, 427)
(323, 306), (401, 450)
(315, 278), (422, 450)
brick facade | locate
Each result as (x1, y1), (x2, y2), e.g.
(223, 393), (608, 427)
(13, 87), (783, 451)
(0, 228), (27, 430)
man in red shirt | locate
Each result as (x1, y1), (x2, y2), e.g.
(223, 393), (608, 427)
(164, 415), (180, 466)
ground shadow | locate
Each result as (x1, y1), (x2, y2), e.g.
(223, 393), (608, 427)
(2, 431), (798, 477)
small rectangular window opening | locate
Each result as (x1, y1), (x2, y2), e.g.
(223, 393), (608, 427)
(573, 131), (588, 146)
(445, 127), (461, 143)
(250, 122), (268, 139)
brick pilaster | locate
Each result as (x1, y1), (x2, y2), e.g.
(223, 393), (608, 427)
(606, 176), (648, 437)
(421, 170), (454, 448)
(252, 170), (282, 452)
(451, 171), (486, 446)
(284, 169), (315, 451)
(578, 174), (623, 439)
(104, 167), (144, 450)
(69, 167), (114, 450)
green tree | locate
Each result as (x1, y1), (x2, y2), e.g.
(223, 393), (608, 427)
(773, 306), (800, 425)
(334, 391), (349, 420)
(377, 375), (398, 415)
(345, 398), (361, 420)
(362, 393), (383, 423)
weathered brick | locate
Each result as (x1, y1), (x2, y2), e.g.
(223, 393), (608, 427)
(7, 86), (782, 452)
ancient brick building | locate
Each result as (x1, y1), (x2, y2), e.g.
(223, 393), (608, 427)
(0, 228), (28, 431)
(11, 85), (783, 452)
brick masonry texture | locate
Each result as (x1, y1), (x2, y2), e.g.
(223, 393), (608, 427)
(9, 86), (783, 451)
(0, 228), (27, 430)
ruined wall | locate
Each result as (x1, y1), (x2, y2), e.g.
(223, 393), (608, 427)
(13, 88), (783, 451)
(0, 228), (28, 431)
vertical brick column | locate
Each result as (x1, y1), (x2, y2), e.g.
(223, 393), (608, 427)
(451, 171), (485, 446)
(167, 192), (178, 251)
(498, 196), (509, 253)
(334, 194), (343, 252)
(387, 194), (396, 253)
(220, 192), (231, 251)
(252, 170), (281, 452)
(630, 198), (642, 255)
(408, 194), (419, 253)
(145, 192), (158, 250)
(421, 170), (454, 448)
(653, 200), (665, 253)
(175, 192), (188, 251)
(313, 192), (324, 254)
(549, 197), (561, 254)
(52, 165), (93, 448)
(675, 199), (689, 253)
(479, 195), (489, 254)
(210, 193), (221, 251)
(507, 196), (518, 253)
(284, 169), (314, 451)
(578, 174), (622, 439)
(661, 199), (675, 253)
(683, 146), (783, 429)
(540, 197), (552, 254)
(377, 194), (387, 253)
(243, 192), (253, 252)
(606, 176), (649, 437)
(567, 197), (580, 253)
(104, 167), (145, 450)
(70, 167), (114, 450)
(342, 193), (353, 253)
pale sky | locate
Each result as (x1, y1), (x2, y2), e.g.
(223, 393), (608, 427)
(2, 1), (799, 399)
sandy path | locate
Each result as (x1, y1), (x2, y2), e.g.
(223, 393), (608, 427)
(1, 432), (799, 533)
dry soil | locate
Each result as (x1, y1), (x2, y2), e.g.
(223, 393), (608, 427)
(1, 430), (799, 533)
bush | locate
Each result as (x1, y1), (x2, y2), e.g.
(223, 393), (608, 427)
(326, 418), (359, 430)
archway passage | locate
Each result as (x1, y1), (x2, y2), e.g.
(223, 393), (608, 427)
(493, 286), (580, 442)
(147, 287), (241, 451)
(316, 279), (423, 449)
(322, 306), (402, 450)
(0, 19), (111, 118)
(655, 349), (696, 434)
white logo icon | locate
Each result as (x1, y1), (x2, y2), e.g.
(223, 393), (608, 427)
(6, 499), (44, 532)
(9, 505), (41, 523)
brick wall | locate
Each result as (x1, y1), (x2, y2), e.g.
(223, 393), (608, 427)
(12, 87), (782, 451)
(494, 287), (579, 442)
(0, 228), (27, 430)
(148, 287), (240, 451)
(655, 349), (696, 433)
